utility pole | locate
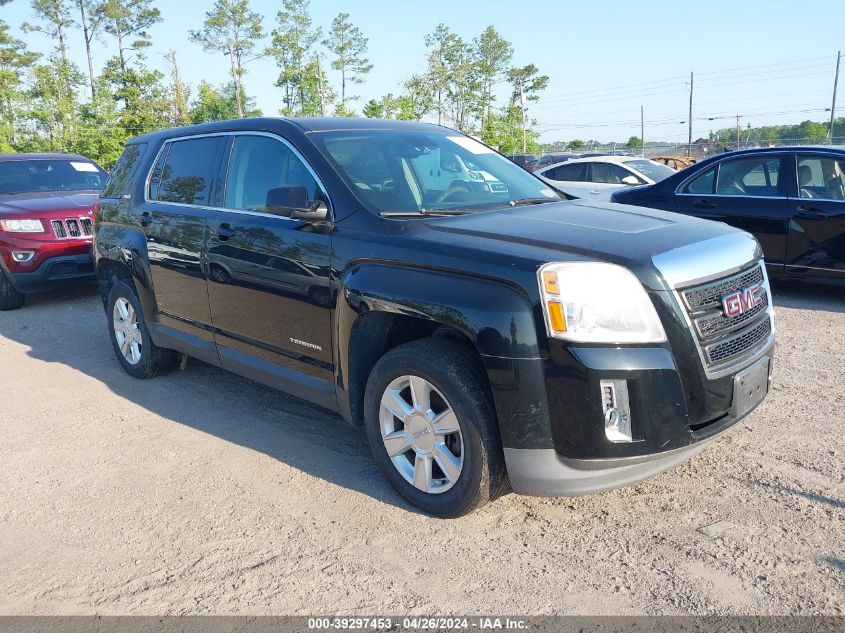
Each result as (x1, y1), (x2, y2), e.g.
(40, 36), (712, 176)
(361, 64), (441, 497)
(520, 84), (527, 153)
(640, 105), (644, 158)
(736, 114), (742, 149)
(829, 51), (841, 143)
(688, 71), (694, 155)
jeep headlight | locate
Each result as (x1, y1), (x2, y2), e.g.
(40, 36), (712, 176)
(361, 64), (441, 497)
(0, 219), (45, 233)
(538, 262), (666, 343)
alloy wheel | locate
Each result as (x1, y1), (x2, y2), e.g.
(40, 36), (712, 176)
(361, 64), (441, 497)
(379, 375), (464, 494)
(113, 297), (142, 365)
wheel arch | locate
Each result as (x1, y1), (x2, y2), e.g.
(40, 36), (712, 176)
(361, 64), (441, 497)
(94, 224), (157, 318)
(335, 263), (546, 443)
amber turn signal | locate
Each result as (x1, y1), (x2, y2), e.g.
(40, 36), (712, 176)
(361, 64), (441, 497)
(547, 301), (567, 332)
(542, 270), (559, 294)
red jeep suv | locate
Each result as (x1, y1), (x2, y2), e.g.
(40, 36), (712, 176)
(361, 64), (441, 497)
(0, 153), (107, 310)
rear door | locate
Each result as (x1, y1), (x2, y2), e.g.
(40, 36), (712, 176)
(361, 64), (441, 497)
(674, 154), (788, 272)
(137, 135), (228, 349)
(205, 133), (335, 405)
(786, 153), (845, 279)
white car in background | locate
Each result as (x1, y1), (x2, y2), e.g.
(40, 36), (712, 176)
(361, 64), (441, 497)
(536, 155), (676, 201)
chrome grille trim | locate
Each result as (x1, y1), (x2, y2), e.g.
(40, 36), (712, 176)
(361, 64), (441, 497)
(50, 217), (94, 240)
(705, 318), (772, 365)
(668, 260), (775, 380)
(66, 218), (80, 237)
(682, 266), (764, 312)
(51, 220), (67, 238)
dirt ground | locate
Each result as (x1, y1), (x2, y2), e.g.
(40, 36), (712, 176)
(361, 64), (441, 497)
(0, 281), (842, 616)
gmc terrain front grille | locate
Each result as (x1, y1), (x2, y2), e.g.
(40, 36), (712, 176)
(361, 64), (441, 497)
(50, 217), (94, 240)
(678, 263), (773, 373)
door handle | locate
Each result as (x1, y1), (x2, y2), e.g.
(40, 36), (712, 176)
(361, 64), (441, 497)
(588, 190), (600, 195)
(693, 199), (717, 209)
(139, 211), (152, 227)
(216, 223), (236, 240)
(795, 206), (826, 220)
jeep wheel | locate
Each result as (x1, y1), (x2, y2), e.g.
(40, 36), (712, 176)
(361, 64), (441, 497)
(364, 339), (506, 517)
(0, 269), (25, 311)
(107, 281), (177, 378)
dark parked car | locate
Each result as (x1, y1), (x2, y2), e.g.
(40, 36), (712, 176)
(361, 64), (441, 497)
(611, 146), (845, 284)
(530, 152), (581, 171)
(0, 153), (107, 310)
(505, 153), (539, 170)
(95, 118), (774, 517)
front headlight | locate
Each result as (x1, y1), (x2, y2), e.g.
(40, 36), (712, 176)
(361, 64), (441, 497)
(0, 219), (45, 233)
(538, 262), (666, 343)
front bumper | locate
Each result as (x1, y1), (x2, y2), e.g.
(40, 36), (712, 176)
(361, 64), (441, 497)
(502, 336), (773, 497)
(505, 436), (717, 496)
(6, 253), (95, 293)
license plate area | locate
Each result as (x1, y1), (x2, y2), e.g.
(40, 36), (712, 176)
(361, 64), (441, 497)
(730, 356), (770, 419)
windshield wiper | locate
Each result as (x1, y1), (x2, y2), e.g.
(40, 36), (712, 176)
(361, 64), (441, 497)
(380, 209), (475, 217)
(508, 197), (559, 207)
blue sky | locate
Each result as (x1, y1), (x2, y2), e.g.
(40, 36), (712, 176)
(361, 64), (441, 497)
(4, 0), (845, 143)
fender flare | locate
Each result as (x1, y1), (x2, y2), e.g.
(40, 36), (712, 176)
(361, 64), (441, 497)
(94, 223), (157, 318)
(336, 262), (553, 450)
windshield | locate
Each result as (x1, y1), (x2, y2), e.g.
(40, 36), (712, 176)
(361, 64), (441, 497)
(310, 130), (561, 213)
(0, 159), (107, 195)
(622, 159), (675, 183)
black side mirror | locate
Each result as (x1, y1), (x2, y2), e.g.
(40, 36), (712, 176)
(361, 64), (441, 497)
(266, 186), (328, 221)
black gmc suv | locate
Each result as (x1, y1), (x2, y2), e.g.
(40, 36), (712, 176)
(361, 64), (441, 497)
(94, 118), (775, 517)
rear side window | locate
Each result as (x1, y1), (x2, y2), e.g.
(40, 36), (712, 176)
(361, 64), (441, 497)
(150, 136), (226, 206)
(546, 163), (587, 181)
(683, 166), (716, 194)
(102, 142), (147, 199)
(716, 156), (781, 197)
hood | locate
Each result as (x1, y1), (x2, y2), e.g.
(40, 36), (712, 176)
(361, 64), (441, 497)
(0, 191), (99, 217)
(423, 199), (759, 291)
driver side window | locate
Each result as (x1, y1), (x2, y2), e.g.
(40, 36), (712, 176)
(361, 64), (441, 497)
(224, 135), (319, 212)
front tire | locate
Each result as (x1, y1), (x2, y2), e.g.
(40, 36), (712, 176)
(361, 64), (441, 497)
(106, 281), (177, 378)
(364, 339), (506, 517)
(0, 269), (25, 311)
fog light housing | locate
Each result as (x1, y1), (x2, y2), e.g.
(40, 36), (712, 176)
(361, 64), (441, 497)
(601, 379), (633, 443)
(11, 251), (35, 263)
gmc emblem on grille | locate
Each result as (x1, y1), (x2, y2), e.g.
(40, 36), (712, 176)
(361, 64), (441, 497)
(722, 283), (763, 317)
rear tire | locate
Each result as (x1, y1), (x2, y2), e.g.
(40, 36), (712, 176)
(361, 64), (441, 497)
(0, 269), (25, 311)
(106, 281), (177, 378)
(364, 339), (506, 517)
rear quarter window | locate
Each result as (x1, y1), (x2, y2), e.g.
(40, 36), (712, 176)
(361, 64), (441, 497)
(102, 143), (148, 199)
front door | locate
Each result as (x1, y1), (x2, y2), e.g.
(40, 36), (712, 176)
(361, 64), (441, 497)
(786, 153), (845, 279)
(674, 154), (789, 271)
(205, 133), (335, 404)
(138, 135), (228, 344)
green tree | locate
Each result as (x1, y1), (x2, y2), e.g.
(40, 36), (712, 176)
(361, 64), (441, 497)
(626, 135), (642, 149)
(0, 19), (39, 150)
(423, 24), (480, 133)
(22, 0), (75, 66)
(362, 98), (382, 119)
(189, 81), (260, 123)
(569, 139), (585, 150)
(189, 0), (264, 119)
(25, 55), (85, 151)
(166, 49), (190, 126)
(72, 79), (129, 167)
(474, 26), (512, 135)
(323, 12), (371, 115)
(399, 73), (432, 120)
(102, 0), (161, 83)
(74, 0), (106, 100)
(267, 0), (321, 116)
(507, 64), (549, 152)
